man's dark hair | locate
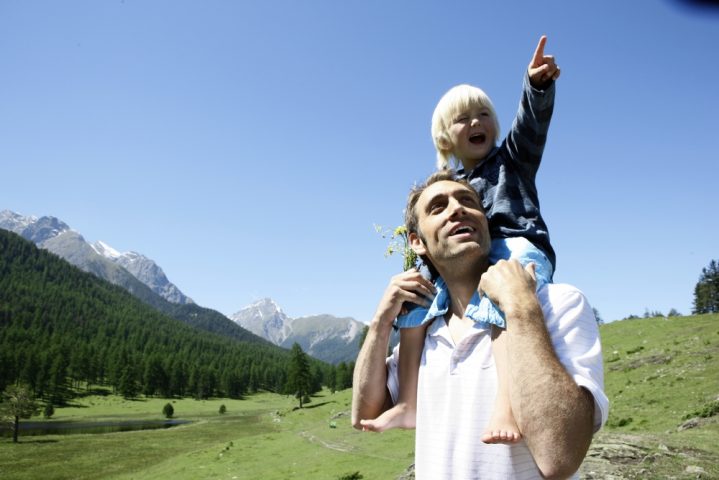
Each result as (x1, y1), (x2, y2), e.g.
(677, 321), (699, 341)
(404, 170), (481, 278)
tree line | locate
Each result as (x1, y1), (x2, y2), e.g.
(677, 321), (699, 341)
(0, 229), (353, 409)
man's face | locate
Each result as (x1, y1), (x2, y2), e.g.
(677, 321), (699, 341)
(410, 180), (490, 270)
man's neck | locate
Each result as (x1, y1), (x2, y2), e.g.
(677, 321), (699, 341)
(439, 259), (487, 319)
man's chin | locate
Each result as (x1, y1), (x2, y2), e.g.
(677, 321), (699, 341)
(441, 243), (487, 264)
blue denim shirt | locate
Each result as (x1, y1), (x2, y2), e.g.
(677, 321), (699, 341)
(398, 276), (505, 330)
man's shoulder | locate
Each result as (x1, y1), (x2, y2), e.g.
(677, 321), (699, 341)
(538, 283), (591, 314)
(538, 283), (597, 330)
(539, 282), (585, 299)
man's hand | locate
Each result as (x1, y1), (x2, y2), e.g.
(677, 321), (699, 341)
(528, 35), (560, 89)
(352, 269), (435, 430)
(479, 259), (537, 318)
(373, 269), (436, 327)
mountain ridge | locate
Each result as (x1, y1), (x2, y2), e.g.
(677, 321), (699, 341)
(0, 209), (193, 305)
(231, 298), (366, 364)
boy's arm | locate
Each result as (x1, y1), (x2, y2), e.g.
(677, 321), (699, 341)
(505, 36), (559, 175)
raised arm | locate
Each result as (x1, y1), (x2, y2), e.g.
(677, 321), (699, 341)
(505, 35), (559, 175)
(480, 260), (595, 479)
(351, 270), (435, 429)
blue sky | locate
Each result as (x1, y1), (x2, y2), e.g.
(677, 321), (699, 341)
(2, 0), (717, 323)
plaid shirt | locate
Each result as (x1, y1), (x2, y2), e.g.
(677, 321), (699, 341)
(457, 73), (556, 271)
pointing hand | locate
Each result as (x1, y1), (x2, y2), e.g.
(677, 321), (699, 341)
(528, 35), (560, 88)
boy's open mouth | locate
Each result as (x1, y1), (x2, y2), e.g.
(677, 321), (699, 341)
(469, 133), (486, 144)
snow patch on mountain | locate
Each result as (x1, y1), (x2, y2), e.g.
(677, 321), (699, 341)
(1, 209), (193, 305)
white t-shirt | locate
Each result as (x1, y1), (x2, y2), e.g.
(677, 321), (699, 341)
(387, 283), (609, 480)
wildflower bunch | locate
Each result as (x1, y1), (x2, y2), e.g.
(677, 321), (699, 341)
(374, 224), (417, 272)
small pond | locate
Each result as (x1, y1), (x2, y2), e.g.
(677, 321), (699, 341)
(1, 419), (192, 436)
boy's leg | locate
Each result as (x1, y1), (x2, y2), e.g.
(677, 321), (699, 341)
(465, 237), (550, 443)
(359, 325), (425, 432)
(481, 325), (522, 444)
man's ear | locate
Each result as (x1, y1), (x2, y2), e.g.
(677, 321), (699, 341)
(409, 231), (427, 256)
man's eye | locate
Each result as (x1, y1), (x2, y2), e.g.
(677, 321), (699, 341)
(459, 194), (481, 208)
(429, 203), (444, 213)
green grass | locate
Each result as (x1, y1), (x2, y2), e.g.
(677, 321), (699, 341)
(588, 313), (719, 478)
(600, 313), (719, 432)
(3, 313), (718, 479)
(0, 389), (413, 480)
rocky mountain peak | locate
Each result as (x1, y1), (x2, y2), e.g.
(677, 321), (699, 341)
(1, 209), (193, 305)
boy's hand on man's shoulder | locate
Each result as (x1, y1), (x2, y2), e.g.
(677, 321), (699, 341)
(528, 35), (561, 89)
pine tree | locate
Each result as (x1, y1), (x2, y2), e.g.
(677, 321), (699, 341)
(693, 259), (719, 314)
(286, 343), (312, 408)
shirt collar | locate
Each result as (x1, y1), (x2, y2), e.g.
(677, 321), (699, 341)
(424, 276), (490, 339)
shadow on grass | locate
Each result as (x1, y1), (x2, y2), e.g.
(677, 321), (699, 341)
(302, 401), (336, 410)
(75, 387), (113, 398)
(8, 439), (60, 444)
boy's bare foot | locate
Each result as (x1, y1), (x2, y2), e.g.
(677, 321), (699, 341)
(481, 409), (522, 444)
(359, 402), (415, 432)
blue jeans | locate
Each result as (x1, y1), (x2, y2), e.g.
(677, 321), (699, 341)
(394, 237), (553, 329)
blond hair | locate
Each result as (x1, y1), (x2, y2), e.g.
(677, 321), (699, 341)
(431, 84), (500, 170)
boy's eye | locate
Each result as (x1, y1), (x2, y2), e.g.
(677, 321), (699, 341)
(454, 115), (469, 123)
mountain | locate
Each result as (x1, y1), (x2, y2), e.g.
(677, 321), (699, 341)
(231, 298), (366, 364)
(0, 210), (282, 347)
(91, 240), (192, 304)
(0, 229), (321, 400)
(286, 314), (365, 365)
(230, 298), (293, 345)
(0, 209), (193, 305)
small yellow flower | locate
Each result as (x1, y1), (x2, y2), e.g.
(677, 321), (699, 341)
(376, 223), (417, 271)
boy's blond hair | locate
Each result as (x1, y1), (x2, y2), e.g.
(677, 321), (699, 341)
(431, 84), (500, 170)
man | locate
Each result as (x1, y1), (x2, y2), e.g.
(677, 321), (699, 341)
(352, 171), (608, 479)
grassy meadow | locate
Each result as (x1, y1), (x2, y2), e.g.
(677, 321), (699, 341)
(0, 389), (413, 480)
(585, 312), (719, 478)
(2, 313), (718, 479)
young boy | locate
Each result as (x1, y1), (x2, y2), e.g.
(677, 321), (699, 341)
(360, 36), (560, 444)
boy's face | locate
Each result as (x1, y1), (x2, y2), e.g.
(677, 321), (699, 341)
(446, 105), (497, 168)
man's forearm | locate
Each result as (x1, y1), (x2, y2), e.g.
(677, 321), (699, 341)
(351, 318), (393, 429)
(506, 300), (594, 479)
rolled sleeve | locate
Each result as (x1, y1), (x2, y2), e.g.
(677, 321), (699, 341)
(540, 284), (610, 432)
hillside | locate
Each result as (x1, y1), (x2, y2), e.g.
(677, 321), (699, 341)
(0, 230), (329, 401)
(580, 314), (719, 478)
(1, 212), (264, 346)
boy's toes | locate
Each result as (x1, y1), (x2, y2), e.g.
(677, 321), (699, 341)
(481, 429), (522, 444)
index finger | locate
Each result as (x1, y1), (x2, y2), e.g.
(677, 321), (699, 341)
(531, 35), (547, 66)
